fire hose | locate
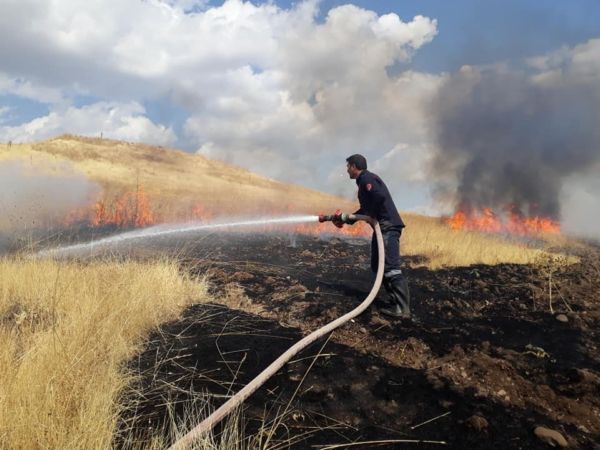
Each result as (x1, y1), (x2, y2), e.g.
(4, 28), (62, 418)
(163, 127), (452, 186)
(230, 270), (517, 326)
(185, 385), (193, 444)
(167, 214), (384, 450)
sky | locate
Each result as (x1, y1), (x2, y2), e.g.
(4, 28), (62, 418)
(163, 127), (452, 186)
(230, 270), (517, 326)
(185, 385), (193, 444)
(1, 0), (599, 235)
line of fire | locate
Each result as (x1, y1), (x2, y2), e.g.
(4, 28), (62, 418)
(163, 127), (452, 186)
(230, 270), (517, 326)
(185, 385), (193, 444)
(61, 186), (561, 238)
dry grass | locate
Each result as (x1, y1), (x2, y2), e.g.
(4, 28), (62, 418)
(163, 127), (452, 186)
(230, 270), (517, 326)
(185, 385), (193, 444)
(401, 214), (564, 268)
(0, 256), (208, 450)
(120, 403), (247, 450)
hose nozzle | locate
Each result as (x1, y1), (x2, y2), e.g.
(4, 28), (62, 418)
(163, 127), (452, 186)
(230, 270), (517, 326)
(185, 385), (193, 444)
(318, 212), (352, 223)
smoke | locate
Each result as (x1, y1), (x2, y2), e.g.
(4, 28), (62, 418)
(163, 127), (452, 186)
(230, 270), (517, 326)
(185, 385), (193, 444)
(429, 62), (600, 220)
(560, 173), (600, 241)
(0, 160), (100, 250)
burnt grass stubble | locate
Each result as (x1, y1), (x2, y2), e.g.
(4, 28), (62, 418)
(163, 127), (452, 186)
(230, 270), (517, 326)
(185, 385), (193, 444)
(113, 232), (600, 449)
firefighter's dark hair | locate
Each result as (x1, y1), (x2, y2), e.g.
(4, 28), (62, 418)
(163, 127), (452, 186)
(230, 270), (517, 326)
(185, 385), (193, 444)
(346, 154), (367, 170)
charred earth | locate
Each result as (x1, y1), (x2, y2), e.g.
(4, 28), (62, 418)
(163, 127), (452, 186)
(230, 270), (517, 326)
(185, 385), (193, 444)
(115, 232), (599, 449)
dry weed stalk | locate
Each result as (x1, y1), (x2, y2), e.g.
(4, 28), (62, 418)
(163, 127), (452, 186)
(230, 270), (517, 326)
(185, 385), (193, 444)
(534, 253), (572, 314)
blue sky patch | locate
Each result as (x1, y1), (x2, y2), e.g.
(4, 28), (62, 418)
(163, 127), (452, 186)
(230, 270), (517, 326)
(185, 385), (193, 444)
(0, 95), (50, 127)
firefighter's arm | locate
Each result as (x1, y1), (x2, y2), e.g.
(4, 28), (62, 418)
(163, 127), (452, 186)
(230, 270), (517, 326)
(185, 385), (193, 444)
(352, 194), (366, 220)
(352, 201), (367, 223)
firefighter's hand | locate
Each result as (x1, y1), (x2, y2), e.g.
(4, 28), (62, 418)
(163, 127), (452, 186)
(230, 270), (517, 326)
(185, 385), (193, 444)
(332, 209), (345, 228)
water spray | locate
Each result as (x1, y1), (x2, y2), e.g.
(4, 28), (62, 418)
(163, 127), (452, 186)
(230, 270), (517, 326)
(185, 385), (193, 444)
(36, 215), (320, 258)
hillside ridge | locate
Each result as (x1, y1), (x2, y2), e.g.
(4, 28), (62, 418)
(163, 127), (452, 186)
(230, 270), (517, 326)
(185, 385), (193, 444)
(1, 134), (356, 217)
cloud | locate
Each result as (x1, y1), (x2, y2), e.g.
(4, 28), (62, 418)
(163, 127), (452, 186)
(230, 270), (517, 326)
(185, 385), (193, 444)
(159, 0), (209, 13)
(0, 74), (65, 104)
(528, 38), (600, 86)
(0, 106), (12, 124)
(0, 1), (439, 194)
(0, 102), (176, 145)
(0, 0), (296, 98)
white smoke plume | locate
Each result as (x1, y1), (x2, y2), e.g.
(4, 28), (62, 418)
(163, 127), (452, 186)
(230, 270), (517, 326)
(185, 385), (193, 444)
(0, 160), (100, 250)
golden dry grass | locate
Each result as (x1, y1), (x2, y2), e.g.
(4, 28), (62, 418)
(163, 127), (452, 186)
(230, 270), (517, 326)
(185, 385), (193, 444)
(401, 214), (565, 268)
(0, 256), (208, 450)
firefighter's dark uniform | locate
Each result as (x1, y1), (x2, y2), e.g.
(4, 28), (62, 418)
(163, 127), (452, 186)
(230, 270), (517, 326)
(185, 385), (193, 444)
(354, 170), (411, 317)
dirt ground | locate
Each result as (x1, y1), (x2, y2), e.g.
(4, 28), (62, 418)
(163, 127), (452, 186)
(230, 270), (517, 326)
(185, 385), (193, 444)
(116, 232), (600, 449)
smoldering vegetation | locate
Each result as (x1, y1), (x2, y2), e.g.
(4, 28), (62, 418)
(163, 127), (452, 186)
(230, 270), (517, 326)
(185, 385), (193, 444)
(0, 160), (99, 251)
(429, 65), (600, 222)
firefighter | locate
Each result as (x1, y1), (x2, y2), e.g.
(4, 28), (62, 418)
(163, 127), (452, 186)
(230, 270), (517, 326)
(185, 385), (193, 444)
(333, 154), (411, 319)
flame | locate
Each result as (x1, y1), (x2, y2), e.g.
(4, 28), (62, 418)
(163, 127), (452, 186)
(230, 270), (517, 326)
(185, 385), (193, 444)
(111, 189), (154, 227)
(190, 202), (214, 222)
(64, 186), (155, 228)
(447, 207), (560, 235)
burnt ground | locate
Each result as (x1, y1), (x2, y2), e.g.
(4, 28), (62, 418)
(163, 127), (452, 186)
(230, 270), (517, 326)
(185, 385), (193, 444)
(115, 233), (600, 449)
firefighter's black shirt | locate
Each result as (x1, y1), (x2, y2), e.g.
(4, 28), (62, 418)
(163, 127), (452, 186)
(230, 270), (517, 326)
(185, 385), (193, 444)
(354, 170), (405, 229)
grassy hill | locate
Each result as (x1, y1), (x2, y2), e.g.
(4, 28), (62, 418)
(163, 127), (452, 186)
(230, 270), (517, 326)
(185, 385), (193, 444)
(0, 134), (355, 218)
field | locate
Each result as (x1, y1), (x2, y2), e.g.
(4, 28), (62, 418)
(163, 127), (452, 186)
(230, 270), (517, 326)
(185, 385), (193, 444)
(0, 137), (597, 449)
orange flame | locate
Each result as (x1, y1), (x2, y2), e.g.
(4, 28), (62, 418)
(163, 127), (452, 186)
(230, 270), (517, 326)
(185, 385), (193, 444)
(109, 189), (154, 227)
(447, 207), (560, 235)
(64, 186), (155, 228)
(190, 202), (214, 223)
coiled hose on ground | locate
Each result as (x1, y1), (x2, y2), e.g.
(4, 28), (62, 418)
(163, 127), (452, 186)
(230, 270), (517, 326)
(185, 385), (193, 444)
(168, 214), (384, 450)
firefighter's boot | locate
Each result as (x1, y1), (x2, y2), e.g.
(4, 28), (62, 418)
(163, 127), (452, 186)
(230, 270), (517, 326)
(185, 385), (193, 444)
(374, 278), (394, 309)
(379, 274), (411, 319)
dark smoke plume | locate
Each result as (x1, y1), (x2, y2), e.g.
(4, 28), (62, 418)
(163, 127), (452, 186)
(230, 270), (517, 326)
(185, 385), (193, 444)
(430, 65), (600, 219)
